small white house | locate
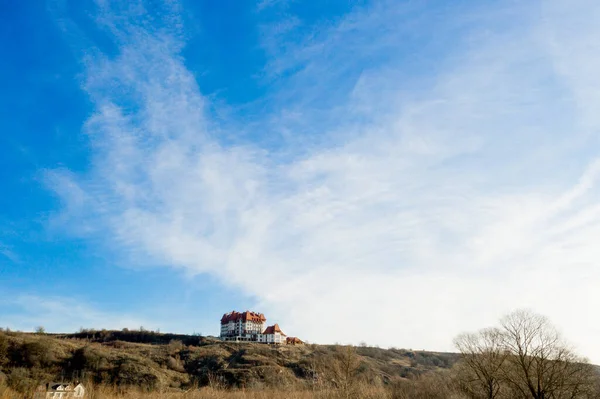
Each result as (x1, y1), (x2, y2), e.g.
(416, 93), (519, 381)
(257, 324), (286, 344)
(34, 382), (85, 399)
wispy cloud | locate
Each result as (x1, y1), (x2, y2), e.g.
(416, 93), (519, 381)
(0, 242), (19, 263)
(46, 0), (600, 362)
(0, 295), (148, 333)
(256, 0), (291, 12)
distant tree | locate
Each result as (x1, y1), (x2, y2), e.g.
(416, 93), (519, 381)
(331, 345), (362, 398)
(35, 326), (46, 334)
(99, 329), (111, 342)
(454, 327), (507, 399)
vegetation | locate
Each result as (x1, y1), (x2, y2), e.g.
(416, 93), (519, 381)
(0, 310), (598, 398)
(453, 310), (599, 398)
(0, 327), (457, 398)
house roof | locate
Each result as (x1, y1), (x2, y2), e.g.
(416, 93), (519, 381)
(262, 324), (286, 336)
(221, 310), (266, 324)
(38, 382), (83, 392)
(48, 382), (72, 391)
(286, 337), (303, 344)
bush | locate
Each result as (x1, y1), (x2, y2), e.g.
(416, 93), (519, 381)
(0, 333), (7, 365)
(10, 340), (55, 368)
(111, 359), (159, 390)
(6, 368), (35, 393)
(69, 346), (108, 372)
(167, 339), (184, 354)
(391, 372), (457, 399)
(166, 356), (186, 373)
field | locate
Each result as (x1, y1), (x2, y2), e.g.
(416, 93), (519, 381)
(0, 329), (457, 398)
(4, 326), (597, 398)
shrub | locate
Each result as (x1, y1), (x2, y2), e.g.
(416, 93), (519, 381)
(391, 372), (457, 399)
(10, 340), (55, 368)
(0, 333), (7, 366)
(6, 368), (34, 393)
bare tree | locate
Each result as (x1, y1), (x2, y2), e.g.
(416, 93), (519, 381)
(454, 310), (598, 399)
(330, 345), (362, 398)
(499, 309), (596, 399)
(454, 327), (507, 399)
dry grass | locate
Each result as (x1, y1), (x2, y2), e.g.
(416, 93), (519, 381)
(0, 331), (459, 398)
(0, 383), (392, 399)
(0, 331), (459, 394)
(91, 387), (391, 399)
(0, 383), (19, 399)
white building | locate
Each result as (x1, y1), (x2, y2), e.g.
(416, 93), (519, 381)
(220, 311), (295, 344)
(257, 324), (287, 344)
(220, 310), (266, 342)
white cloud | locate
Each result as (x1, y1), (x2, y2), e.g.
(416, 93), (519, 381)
(47, 0), (600, 362)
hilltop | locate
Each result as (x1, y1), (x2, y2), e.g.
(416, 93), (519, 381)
(0, 328), (458, 393)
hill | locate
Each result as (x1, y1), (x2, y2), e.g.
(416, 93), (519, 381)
(0, 328), (458, 394)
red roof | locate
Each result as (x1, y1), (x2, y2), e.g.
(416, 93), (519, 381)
(262, 324), (286, 336)
(220, 310), (266, 324)
(286, 337), (303, 344)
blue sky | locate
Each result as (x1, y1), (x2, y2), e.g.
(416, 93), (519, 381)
(2, 0), (600, 362)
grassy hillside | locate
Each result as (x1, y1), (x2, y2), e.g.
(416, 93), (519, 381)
(0, 328), (458, 395)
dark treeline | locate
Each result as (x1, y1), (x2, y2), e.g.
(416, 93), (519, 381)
(55, 328), (210, 347)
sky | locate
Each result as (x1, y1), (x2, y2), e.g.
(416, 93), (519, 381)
(1, 0), (600, 362)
